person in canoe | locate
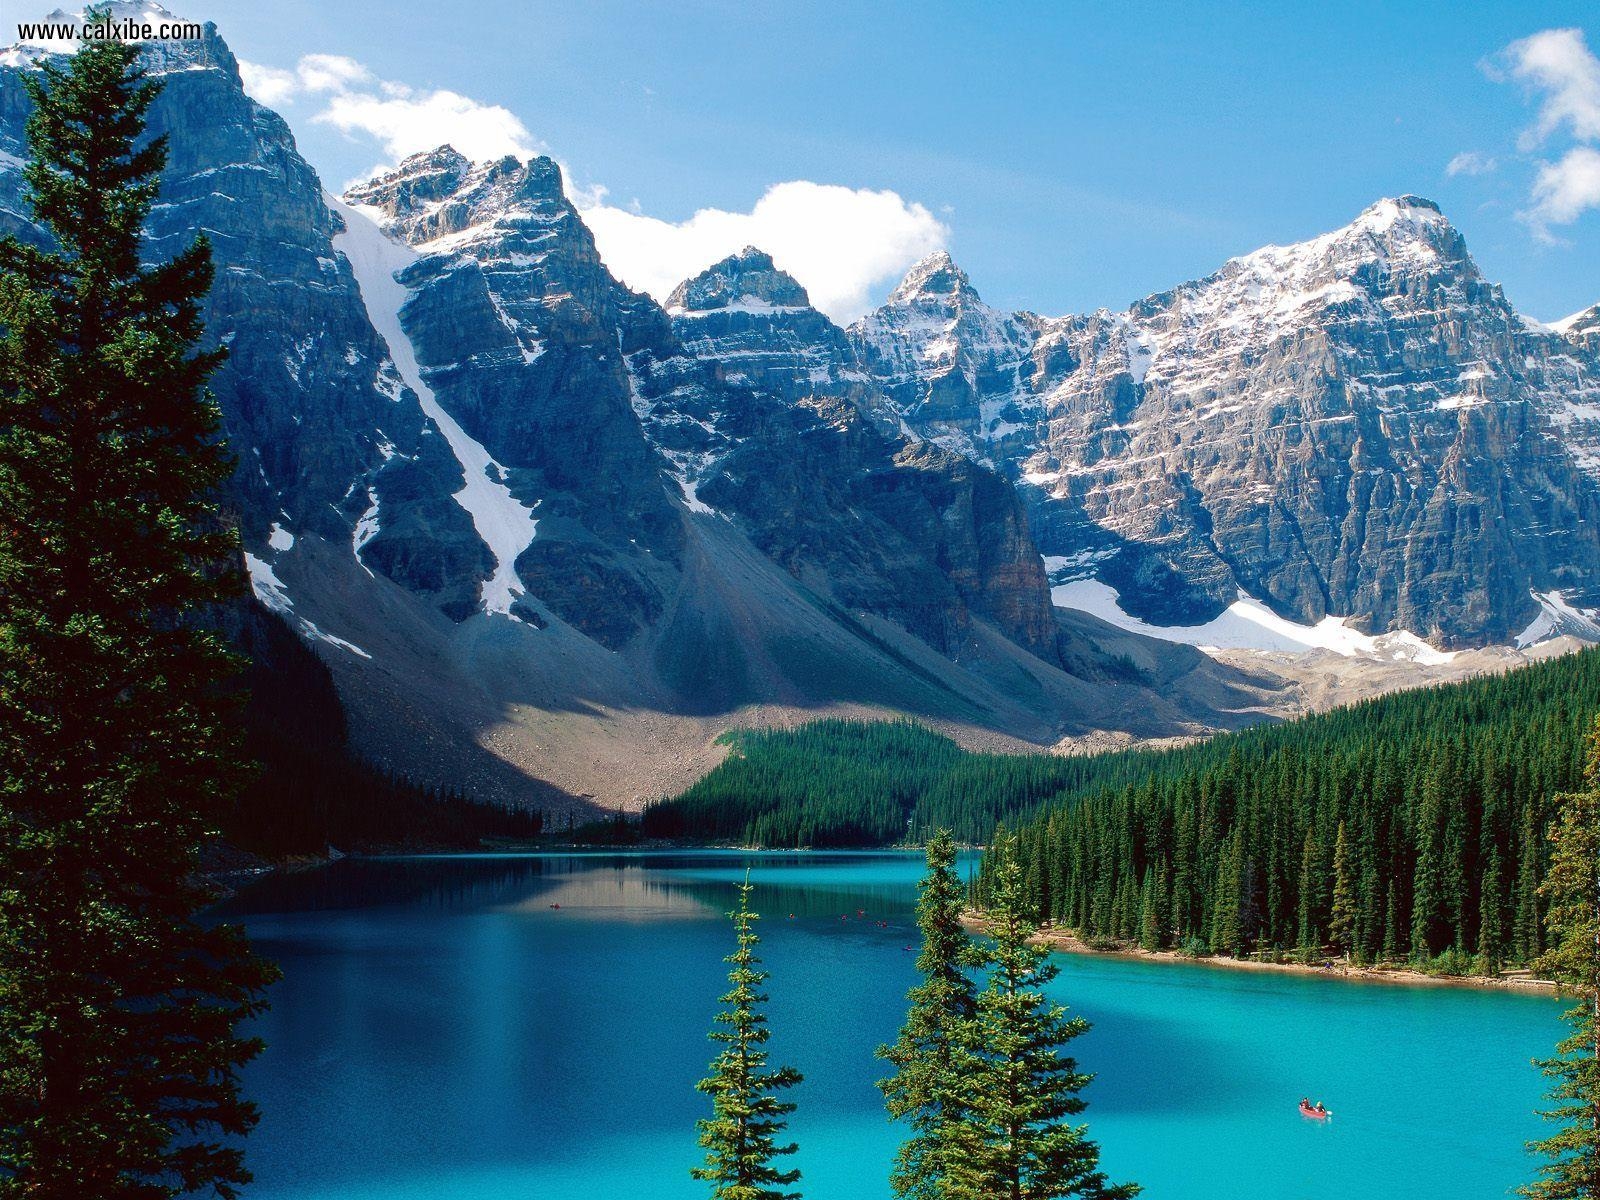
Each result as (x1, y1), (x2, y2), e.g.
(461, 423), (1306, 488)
(1298, 1098), (1331, 1119)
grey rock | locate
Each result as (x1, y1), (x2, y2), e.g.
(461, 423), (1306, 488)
(853, 198), (1600, 646)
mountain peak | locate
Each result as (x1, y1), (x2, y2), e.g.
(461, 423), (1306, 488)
(1351, 194), (1448, 233)
(1556, 301), (1600, 349)
(667, 247), (811, 313)
(1211, 193), (1469, 297)
(888, 250), (975, 305)
(344, 148), (568, 246)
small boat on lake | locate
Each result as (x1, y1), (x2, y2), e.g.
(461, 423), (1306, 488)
(1298, 1099), (1331, 1120)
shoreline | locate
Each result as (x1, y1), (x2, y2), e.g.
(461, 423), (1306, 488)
(960, 915), (1559, 994)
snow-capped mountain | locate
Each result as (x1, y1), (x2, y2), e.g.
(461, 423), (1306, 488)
(850, 197), (1600, 647)
(848, 250), (1040, 462)
(1556, 302), (1600, 353)
(1, 13), (1296, 807)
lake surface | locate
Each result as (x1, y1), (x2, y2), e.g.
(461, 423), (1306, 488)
(222, 851), (1563, 1199)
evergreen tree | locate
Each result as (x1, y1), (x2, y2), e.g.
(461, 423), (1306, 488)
(0, 21), (274, 1198)
(1521, 718), (1600, 1199)
(949, 838), (1137, 1200)
(1329, 821), (1356, 958)
(1412, 764), (1449, 959)
(1478, 847), (1506, 975)
(693, 876), (803, 1200)
(878, 830), (984, 1200)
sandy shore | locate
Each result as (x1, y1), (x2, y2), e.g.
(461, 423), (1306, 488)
(959, 914), (1559, 994)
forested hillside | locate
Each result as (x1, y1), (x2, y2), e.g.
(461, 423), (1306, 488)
(640, 720), (1108, 845)
(984, 649), (1600, 971)
(649, 651), (1600, 973)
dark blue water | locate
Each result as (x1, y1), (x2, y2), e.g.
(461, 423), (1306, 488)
(222, 851), (1564, 1199)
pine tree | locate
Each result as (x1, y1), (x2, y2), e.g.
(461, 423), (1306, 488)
(693, 876), (804, 1200)
(1521, 718), (1600, 1199)
(879, 830), (984, 1200)
(1411, 763), (1449, 960)
(0, 21), (275, 1198)
(1479, 847), (1506, 975)
(1209, 832), (1243, 957)
(951, 838), (1137, 1200)
(1329, 821), (1356, 959)
(1517, 801), (1546, 966)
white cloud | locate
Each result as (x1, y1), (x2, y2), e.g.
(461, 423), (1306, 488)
(236, 54), (539, 165)
(1486, 28), (1600, 238)
(295, 54), (374, 95)
(314, 89), (538, 164)
(1445, 150), (1497, 177)
(237, 61), (298, 107)
(580, 182), (948, 323)
(1500, 28), (1600, 147)
(238, 57), (945, 320)
(1527, 145), (1600, 234)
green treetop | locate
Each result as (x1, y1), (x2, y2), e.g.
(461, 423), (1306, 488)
(951, 837), (1137, 1200)
(693, 876), (804, 1200)
(878, 829), (985, 1200)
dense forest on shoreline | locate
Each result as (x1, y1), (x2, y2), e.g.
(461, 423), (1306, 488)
(985, 651), (1600, 971)
(646, 650), (1600, 972)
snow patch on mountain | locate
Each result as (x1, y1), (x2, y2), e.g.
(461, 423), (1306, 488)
(267, 522), (294, 551)
(1516, 590), (1600, 648)
(331, 196), (539, 618)
(1052, 577), (1455, 664)
(244, 552), (372, 658)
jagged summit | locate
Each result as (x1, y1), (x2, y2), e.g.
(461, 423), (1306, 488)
(888, 249), (976, 305)
(346, 146), (472, 216)
(344, 148), (568, 248)
(666, 246), (811, 313)
(1213, 194), (1467, 289)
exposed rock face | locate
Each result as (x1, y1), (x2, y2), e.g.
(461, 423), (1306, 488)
(10, 10), (1549, 810)
(0, 10), (489, 631)
(1557, 302), (1600, 354)
(849, 250), (1039, 461)
(667, 250), (1064, 664)
(343, 159), (1064, 662)
(345, 150), (685, 642)
(12, 17), (1253, 811)
(667, 246), (901, 437)
(852, 198), (1600, 646)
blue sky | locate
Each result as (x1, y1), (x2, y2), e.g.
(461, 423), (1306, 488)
(11, 1), (1600, 323)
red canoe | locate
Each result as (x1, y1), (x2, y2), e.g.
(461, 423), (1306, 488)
(1298, 1102), (1331, 1120)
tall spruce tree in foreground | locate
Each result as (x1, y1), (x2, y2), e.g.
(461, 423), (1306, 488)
(0, 22), (275, 1198)
(952, 838), (1136, 1200)
(878, 829), (983, 1200)
(693, 876), (803, 1200)
(1522, 717), (1600, 1199)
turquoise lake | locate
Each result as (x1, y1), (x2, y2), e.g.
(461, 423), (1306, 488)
(222, 851), (1565, 1199)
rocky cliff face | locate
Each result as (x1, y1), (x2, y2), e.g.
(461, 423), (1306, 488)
(342, 148), (685, 643)
(1557, 302), (1600, 354)
(666, 249), (1064, 664)
(849, 251), (1040, 462)
(9, 10), (1554, 810)
(342, 157), (1064, 663)
(852, 198), (1600, 646)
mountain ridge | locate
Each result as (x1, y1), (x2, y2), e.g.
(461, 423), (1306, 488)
(0, 12), (1590, 813)
(846, 194), (1600, 647)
